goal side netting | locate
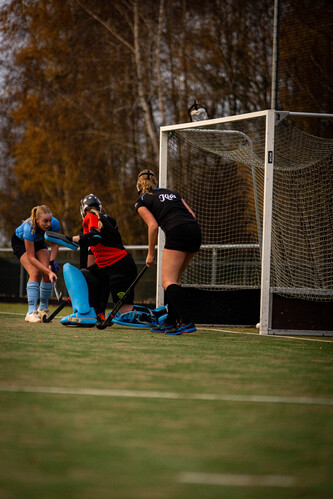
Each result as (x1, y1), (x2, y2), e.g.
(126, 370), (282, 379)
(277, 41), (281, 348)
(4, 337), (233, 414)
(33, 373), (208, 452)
(271, 119), (333, 301)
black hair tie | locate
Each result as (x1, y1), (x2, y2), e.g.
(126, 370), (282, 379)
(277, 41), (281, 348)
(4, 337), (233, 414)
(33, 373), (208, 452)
(138, 170), (155, 180)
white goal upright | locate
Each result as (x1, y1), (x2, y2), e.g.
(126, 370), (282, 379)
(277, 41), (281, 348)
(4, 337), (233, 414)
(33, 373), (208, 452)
(157, 109), (333, 336)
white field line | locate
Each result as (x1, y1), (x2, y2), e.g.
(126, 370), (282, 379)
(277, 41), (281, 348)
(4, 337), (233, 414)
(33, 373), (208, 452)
(201, 327), (333, 343)
(0, 311), (66, 319)
(0, 312), (26, 317)
(178, 472), (297, 487)
(0, 385), (332, 406)
(1, 312), (332, 343)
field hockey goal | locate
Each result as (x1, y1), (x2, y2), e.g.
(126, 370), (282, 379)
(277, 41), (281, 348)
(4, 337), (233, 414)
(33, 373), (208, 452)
(157, 109), (333, 335)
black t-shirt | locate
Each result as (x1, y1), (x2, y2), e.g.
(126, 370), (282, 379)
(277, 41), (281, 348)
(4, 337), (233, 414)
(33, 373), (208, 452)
(135, 188), (196, 233)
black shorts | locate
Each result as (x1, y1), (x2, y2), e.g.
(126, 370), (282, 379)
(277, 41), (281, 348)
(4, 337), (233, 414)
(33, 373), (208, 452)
(11, 233), (48, 260)
(82, 253), (138, 305)
(164, 223), (202, 252)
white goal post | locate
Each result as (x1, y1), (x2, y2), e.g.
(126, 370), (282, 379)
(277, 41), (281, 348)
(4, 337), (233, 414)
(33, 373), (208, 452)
(157, 109), (333, 336)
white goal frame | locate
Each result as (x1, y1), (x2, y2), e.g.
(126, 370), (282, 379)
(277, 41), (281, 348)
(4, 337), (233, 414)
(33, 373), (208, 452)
(157, 109), (333, 336)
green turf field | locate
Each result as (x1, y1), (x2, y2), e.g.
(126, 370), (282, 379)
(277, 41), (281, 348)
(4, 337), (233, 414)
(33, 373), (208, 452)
(0, 302), (332, 499)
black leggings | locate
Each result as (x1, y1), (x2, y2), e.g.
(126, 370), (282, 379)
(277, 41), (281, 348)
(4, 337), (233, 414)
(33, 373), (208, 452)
(81, 253), (137, 314)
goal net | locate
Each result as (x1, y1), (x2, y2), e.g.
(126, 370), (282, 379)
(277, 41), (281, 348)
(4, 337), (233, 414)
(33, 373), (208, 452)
(158, 110), (333, 334)
(166, 119), (264, 292)
(270, 119), (333, 302)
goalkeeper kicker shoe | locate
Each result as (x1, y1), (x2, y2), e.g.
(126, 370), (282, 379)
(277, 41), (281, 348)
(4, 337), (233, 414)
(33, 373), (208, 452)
(25, 310), (42, 323)
(165, 322), (196, 335)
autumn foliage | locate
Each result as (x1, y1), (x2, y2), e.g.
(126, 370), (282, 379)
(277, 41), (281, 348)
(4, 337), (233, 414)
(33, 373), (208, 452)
(0, 0), (331, 244)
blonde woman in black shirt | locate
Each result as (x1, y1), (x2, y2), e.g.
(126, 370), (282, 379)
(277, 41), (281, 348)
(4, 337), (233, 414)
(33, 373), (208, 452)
(135, 169), (201, 335)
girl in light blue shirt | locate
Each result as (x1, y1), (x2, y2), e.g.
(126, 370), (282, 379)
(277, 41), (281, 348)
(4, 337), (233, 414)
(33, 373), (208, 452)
(11, 205), (61, 322)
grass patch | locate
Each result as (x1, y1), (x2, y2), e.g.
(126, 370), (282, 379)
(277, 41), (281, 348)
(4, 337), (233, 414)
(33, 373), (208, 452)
(0, 302), (332, 498)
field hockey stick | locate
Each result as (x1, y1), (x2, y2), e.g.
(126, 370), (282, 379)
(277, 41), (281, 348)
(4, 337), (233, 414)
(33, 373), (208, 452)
(96, 265), (149, 330)
(53, 280), (63, 301)
(43, 296), (71, 323)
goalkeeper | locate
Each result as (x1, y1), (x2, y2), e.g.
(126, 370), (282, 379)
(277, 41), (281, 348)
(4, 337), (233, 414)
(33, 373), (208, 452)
(52, 194), (167, 327)
(135, 170), (201, 335)
(68, 194), (138, 324)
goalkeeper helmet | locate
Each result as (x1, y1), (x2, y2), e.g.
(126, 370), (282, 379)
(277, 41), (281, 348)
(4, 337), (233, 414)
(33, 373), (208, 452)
(80, 194), (102, 219)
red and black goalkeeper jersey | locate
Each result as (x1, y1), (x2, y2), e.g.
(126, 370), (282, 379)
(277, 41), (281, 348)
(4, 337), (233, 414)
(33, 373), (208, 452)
(82, 212), (127, 267)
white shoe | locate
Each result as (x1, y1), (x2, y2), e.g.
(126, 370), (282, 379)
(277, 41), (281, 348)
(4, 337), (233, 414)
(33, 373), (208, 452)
(25, 310), (42, 323)
(38, 308), (50, 320)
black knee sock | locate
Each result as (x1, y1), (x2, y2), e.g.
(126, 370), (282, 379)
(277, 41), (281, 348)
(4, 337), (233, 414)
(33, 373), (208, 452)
(165, 287), (178, 325)
(166, 284), (192, 324)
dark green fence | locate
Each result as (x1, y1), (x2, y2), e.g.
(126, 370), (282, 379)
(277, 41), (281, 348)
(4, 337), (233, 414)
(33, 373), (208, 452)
(0, 247), (157, 305)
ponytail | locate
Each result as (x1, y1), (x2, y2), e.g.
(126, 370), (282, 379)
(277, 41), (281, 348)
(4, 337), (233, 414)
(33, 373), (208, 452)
(137, 169), (157, 195)
(89, 208), (103, 230)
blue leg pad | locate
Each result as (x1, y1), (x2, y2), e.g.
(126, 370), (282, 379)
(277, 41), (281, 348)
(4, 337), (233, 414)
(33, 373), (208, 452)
(152, 305), (168, 325)
(110, 305), (168, 328)
(63, 263), (94, 315)
(61, 263), (96, 327)
(156, 313), (168, 325)
(132, 305), (168, 325)
(111, 310), (152, 328)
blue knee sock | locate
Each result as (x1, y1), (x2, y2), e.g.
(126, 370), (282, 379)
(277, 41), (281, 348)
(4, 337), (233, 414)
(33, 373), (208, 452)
(27, 282), (40, 314)
(39, 282), (53, 310)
